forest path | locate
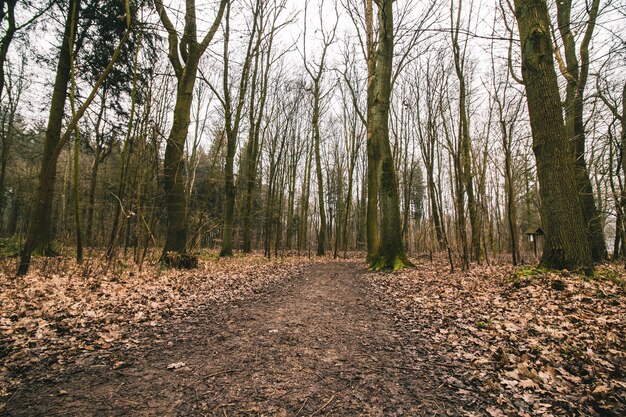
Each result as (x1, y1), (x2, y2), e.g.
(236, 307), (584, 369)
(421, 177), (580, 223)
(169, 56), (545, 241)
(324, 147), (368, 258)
(5, 261), (482, 416)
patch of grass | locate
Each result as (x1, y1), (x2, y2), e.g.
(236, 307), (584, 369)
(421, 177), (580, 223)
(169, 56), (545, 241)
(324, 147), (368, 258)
(0, 237), (20, 257)
(475, 320), (493, 329)
(592, 269), (625, 287)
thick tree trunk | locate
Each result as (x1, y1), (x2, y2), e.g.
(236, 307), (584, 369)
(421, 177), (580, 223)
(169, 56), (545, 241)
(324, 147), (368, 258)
(155, 0), (227, 261)
(369, 0), (408, 270)
(556, 0), (606, 262)
(513, 0), (592, 271)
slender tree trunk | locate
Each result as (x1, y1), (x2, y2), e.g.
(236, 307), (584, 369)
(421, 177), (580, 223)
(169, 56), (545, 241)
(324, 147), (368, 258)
(86, 96), (107, 247)
(220, 0), (267, 256)
(298, 141), (312, 253)
(107, 31), (141, 260)
(69, 14), (83, 263)
(17, 0), (80, 275)
(451, 0), (480, 262)
(313, 81), (326, 256)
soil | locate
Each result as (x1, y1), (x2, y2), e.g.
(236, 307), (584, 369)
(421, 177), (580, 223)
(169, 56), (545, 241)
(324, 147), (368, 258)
(3, 261), (488, 416)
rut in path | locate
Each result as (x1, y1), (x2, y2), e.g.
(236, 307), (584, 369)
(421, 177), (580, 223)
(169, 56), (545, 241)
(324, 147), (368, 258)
(5, 261), (483, 416)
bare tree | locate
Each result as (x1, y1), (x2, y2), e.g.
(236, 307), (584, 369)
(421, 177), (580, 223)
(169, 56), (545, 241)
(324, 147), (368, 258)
(154, 0), (227, 262)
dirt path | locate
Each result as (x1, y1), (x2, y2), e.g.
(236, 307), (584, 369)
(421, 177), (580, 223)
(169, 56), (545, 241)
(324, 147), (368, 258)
(4, 261), (485, 416)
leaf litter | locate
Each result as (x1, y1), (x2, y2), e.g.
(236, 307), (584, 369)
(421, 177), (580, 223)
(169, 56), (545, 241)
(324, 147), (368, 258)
(0, 254), (624, 416)
(0, 254), (314, 409)
(366, 257), (625, 416)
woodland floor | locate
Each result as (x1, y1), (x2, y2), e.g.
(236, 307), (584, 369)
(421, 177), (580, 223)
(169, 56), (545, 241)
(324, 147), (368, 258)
(1, 257), (625, 416)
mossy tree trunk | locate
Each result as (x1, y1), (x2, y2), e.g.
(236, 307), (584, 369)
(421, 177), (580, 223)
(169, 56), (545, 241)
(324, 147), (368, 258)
(364, 0), (380, 261)
(513, 0), (593, 271)
(368, 0), (409, 270)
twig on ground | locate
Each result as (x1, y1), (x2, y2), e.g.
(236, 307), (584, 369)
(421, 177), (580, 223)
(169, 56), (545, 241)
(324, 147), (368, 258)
(311, 395), (335, 416)
(202, 369), (240, 379)
(295, 397), (308, 416)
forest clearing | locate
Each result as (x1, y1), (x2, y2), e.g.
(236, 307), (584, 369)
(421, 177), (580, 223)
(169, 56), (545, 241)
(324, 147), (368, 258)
(0, 0), (625, 415)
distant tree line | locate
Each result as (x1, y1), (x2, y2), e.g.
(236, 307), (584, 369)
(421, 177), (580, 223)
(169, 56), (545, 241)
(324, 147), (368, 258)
(0, 0), (623, 274)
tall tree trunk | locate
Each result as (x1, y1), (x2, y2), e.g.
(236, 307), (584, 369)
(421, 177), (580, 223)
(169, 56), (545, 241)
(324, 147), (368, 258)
(369, 0), (408, 270)
(155, 0), (228, 260)
(220, 1), (259, 257)
(451, 0), (480, 262)
(17, 0), (80, 275)
(69, 13), (83, 263)
(365, 0), (380, 260)
(107, 39), (140, 260)
(555, 0), (606, 262)
(313, 80), (326, 256)
(513, 0), (592, 271)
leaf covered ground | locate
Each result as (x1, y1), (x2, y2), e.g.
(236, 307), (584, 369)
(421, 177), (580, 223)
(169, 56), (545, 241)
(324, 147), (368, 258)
(0, 255), (624, 416)
(0, 254), (314, 408)
(367, 259), (626, 416)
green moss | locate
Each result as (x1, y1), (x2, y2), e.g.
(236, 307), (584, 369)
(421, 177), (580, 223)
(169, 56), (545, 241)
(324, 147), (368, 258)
(368, 256), (387, 272)
(368, 254), (413, 272)
(592, 269), (625, 287)
(475, 320), (493, 329)
(514, 265), (551, 278)
(393, 257), (404, 271)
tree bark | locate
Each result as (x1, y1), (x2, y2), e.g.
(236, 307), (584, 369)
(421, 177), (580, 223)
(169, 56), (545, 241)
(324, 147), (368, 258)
(555, 0), (606, 262)
(513, 0), (592, 271)
(155, 0), (228, 259)
(17, 0), (81, 275)
(364, 0), (380, 261)
(369, 0), (408, 270)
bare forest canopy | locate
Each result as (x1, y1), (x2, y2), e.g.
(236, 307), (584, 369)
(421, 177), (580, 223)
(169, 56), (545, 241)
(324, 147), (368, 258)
(0, 0), (624, 273)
